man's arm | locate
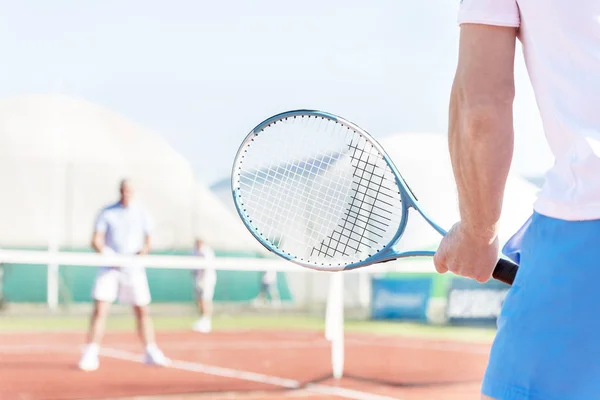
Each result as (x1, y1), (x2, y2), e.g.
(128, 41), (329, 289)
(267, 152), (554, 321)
(434, 23), (518, 283)
(449, 23), (517, 242)
(137, 234), (151, 256)
(91, 211), (110, 254)
(137, 211), (152, 255)
(91, 232), (106, 253)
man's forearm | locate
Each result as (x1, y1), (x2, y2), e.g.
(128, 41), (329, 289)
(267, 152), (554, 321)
(138, 237), (151, 255)
(138, 246), (150, 255)
(91, 236), (106, 253)
(448, 83), (514, 241)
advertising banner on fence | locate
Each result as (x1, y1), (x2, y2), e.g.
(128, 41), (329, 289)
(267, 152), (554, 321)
(371, 277), (432, 321)
(446, 277), (511, 326)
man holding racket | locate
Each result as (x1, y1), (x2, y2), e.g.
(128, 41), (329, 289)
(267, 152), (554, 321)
(78, 179), (170, 371)
(434, 1), (600, 398)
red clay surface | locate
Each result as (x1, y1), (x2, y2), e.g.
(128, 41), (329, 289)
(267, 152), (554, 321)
(0, 330), (492, 400)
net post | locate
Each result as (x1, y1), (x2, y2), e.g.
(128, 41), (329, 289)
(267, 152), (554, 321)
(358, 271), (371, 310)
(47, 263), (59, 311)
(326, 272), (345, 379)
(47, 244), (60, 312)
(48, 86), (64, 313)
(325, 275), (334, 341)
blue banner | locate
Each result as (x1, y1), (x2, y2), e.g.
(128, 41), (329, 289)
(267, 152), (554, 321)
(446, 277), (510, 326)
(371, 277), (432, 321)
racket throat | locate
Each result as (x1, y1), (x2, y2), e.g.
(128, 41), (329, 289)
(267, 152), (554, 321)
(369, 249), (437, 265)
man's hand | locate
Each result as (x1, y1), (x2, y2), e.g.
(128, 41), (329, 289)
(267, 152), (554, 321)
(136, 234), (152, 256)
(433, 222), (499, 283)
(91, 232), (106, 254)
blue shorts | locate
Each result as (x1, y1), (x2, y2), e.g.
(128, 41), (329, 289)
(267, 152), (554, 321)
(482, 212), (600, 399)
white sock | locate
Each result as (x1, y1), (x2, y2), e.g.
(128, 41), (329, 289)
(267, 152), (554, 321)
(84, 343), (99, 355)
(145, 343), (159, 353)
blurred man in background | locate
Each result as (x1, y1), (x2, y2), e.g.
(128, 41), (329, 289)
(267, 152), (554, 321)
(252, 270), (280, 307)
(191, 238), (216, 333)
(78, 179), (170, 371)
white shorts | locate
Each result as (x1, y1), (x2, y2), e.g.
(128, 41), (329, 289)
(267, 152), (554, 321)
(262, 270), (277, 285)
(194, 270), (217, 301)
(91, 267), (151, 306)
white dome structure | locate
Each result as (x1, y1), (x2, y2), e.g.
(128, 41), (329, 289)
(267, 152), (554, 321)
(0, 94), (266, 254)
(378, 132), (538, 253)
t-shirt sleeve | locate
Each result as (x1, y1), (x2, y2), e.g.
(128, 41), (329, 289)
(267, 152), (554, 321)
(94, 211), (108, 234)
(458, 0), (520, 28)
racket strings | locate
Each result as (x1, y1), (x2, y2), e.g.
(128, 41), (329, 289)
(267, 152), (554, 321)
(243, 118), (319, 241)
(261, 118), (357, 250)
(312, 136), (399, 260)
(317, 145), (380, 257)
(234, 114), (403, 267)
(238, 120), (343, 249)
(250, 118), (354, 247)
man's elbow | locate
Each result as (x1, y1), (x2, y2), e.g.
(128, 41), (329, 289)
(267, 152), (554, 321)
(454, 77), (514, 132)
(458, 100), (514, 142)
(464, 82), (514, 118)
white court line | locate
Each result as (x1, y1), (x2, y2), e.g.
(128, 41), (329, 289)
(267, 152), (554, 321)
(0, 338), (489, 399)
(0, 344), (399, 399)
(0, 336), (490, 355)
(101, 348), (299, 388)
(144, 338), (489, 354)
(157, 339), (489, 354)
(101, 347), (400, 400)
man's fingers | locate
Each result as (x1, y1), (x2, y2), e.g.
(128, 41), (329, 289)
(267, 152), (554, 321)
(433, 253), (448, 274)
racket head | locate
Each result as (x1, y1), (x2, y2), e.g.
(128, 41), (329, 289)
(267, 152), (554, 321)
(231, 110), (416, 271)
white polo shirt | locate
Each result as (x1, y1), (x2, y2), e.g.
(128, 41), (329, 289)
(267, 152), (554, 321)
(94, 201), (153, 255)
(459, 0), (600, 221)
(192, 244), (217, 284)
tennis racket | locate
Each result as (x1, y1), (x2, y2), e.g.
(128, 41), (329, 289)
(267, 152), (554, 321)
(231, 110), (518, 285)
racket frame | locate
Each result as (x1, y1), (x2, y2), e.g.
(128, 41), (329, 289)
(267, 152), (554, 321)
(231, 109), (451, 272)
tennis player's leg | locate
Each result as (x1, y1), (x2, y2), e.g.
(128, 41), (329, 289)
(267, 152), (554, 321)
(263, 270), (280, 306)
(192, 274), (215, 333)
(252, 271), (268, 306)
(120, 268), (171, 367)
(481, 213), (600, 400)
(78, 267), (119, 371)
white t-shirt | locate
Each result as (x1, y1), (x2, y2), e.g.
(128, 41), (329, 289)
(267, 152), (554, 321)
(95, 201), (153, 255)
(193, 244), (217, 283)
(459, 0), (600, 221)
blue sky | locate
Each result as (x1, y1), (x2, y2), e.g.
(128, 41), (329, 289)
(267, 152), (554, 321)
(0, 0), (553, 186)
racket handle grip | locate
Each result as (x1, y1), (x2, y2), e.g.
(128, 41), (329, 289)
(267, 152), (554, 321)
(493, 258), (519, 286)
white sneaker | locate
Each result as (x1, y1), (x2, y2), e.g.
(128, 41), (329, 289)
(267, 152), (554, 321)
(192, 317), (212, 333)
(271, 298), (282, 308)
(144, 345), (171, 367)
(78, 344), (100, 371)
(251, 297), (266, 308)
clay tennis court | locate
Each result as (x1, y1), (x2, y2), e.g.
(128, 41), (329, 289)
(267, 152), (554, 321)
(0, 326), (492, 400)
